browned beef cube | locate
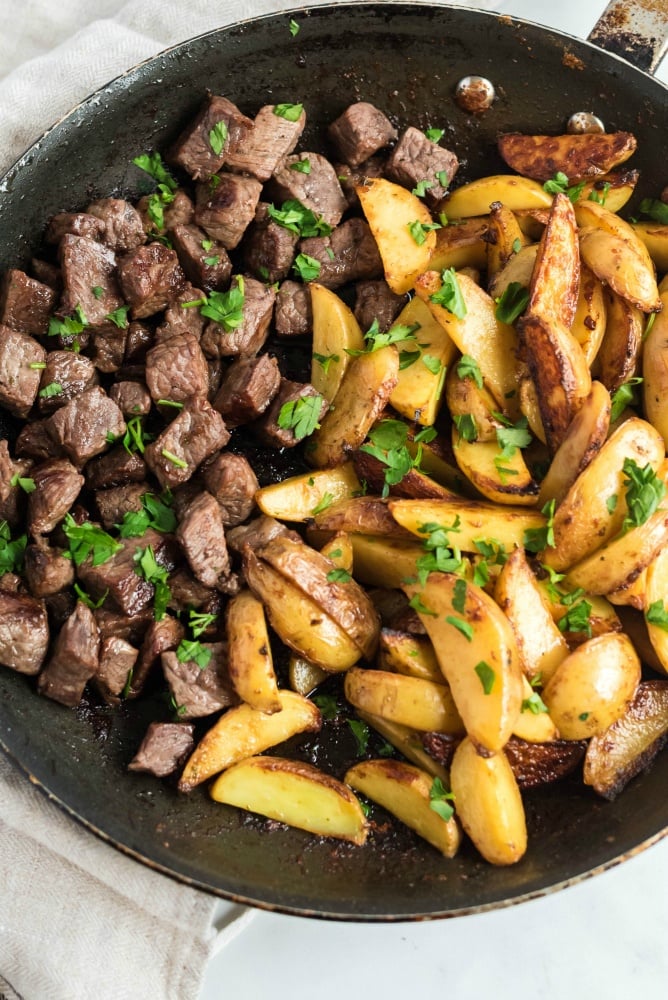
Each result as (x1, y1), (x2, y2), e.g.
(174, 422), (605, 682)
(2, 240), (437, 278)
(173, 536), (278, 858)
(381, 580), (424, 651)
(128, 721), (195, 776)
(93, 635), (138, 705)
(94, 606), (154, 646)
(45, 212), (106, 244)
(44, 590), (77, 630)
(385, 127), (459, 206)
(176, 491), (232, 591)
(47, 386), (126, 467)
(156, 284), (206, 342)
(86, 198), (146, 252)
(24, 541), (75, 597)
(38, 601), (99, 706)
(226, 104), (306, 182)
(354, 280), (405, 333)
(202, 452), (259, 526)
(125, 321), (154, 365)
(226, 514), (300, 554)
(144, 397), (230, 488)
(201, 277), (275, 359)
(117, 243), (186, 319)
(336, 155), (386, 208)
(0, 324), (45, 417)
(0, 573), (22, 594)
(269, 154), (347, 226)
(195, 174), (262, 250)
(299, 218), (382, 289)
(90, 325), (128, 373)
(145, 331), (209, 404)
(58, 235), (124, 328)
(171, 223), (232, 292)
(242, 203), (299, 283)
(0, 591), (49, 675)
(207, 358), (224, 402)
(274, 280), (312, 337)
(328, 102), (397, 167)
(108, 381), (151, 417)
(15, 419), (61, 462)
(85, 445), (146, 491)
(0, 269), (57, 336)
(95, 482), (147, 530)
(162, 642), (235, 719)
(37, 351), (98, 414)
(77, 527), (176, 616)
(0, 440), (15, 505)
(255, 379), (328, 449)
(128, 614), (185, 697)
(170, 94), (254, 181)
(212, 354), (280, 427)
(31, 259), (62, 292)
(0, 451), (31, 530)
(166, 568), (223, 615)
(28, 458), (84, 535)
(136, 189), (195, 235)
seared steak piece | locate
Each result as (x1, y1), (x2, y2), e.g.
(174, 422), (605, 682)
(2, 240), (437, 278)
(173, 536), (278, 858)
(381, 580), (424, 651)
(117, 243), (186, 319)
(145, 332), (209, 404)
(58, 234), (124, 328)
(242, 202), (299, 283)
(128, 721), (195, 777)
(0, 456), (31, 531)
(274, 280), (312, 336)
(95, 482), (147, 530)
(162, 641), (235, 719)
(212, 354), (280, 427)
(124, 320), (154, 365)
(31, 258), (62, 292)
(94, 635), (138, 705)
(299, 218), (382, 289)
(201, 277), (275, 358)
(37, 350), (98, 414)
(47, 386), (126, 467)
(37, 601), (99, 706)
(86, 198), (146, 252)
(28, 458), (84, 535)
(255, 379), (328, 449)
(90, 324), (129, 373)
(15, 418), (61, 462)
(109, 381), (152, 417)
(129, 613), (185, 697)
(327, 102), (397, 167)
(136, 190), (195, 235)
(269, 154), (347, 226)
(226, 104), (306, 181)
(336, 155), (386, 208)
(94, 606), (154, 646)
(226, 514), (301, 554)
(0, 591), (49, 675)
(44, 590), (77, 630)
(24, 540), (75, 597)
(77, 527), (176, 616)
(167, 568), (224, 615)
(195, 174), (263, 249)
(0, 325), (45, 418)
(202, 452), (259, 526)
(170, 223), (232, 292)
(170, 94), (254, 181)
(156, 284), (206, 342)
(207, 358), (224, 402)
(0, 269), (57, 336)
(144, 397), (229, 488)
(45, 212), (105, 244)
(86, 445), (146, 491)
(176, 490), (233, 591)
(354, 280), (405, 333)
(385, 127), (459, 206)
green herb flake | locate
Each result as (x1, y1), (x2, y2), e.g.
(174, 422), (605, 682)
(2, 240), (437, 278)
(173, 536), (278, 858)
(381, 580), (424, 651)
(408, 220), (441, 246)
(273, 103), (304, 122)
(209, 120), (228, 157)
(359, 419), (415, 497)
(639, 198), (668, 225)
(73, 583), (108, 610)
(606, 494), (618, 515)
(473, 538), (507, 565)
(412, 179), (433, 198)
(512, 238), (522, 254)
(0, 520), (27, 574)
(157, 398), (184, 410)
(445, 615), (474, 641)
(312, 693), (338, 720)
(161, 449), (188, 470)
(523, 499), (556, 553)
(495, 281), (530, 324)
(201, 239), (214, 252)
(176, 638), (213, 670)
(326, 568), (352, 584)
(474, 660), (496, 695)
(429, 268), (467, 319)
(453, 413), (478, 443)
(456, 354), (483, 389)
(62, 514), (123, 567)
(132, 151), (178, 192)
(267, 199), (332, 238)
(123, 416), (152, 456)
(421, 354), (442, 376)
(557, 598), (593, 637)
(289, 157), (311, 174)
(133, 544), (171, 620)
(9, 474), (36, 494)
(408, 593), (438, 617)
(610, 376), (643, 422)
(452, 577), (467, 614)
(621, 458), (666, 534)
(48, 304), (88, 350)
(424, 127), (444, 143)
(436, 170), (449, 188)
(645, 600), (668, 632)
(277, 394), (324, 441)
(588, 181), (611, 206)
(203, 255), (220, 267)
(292, 252), (321, 282)
(311, 492), (335, 516)
(188, 609), (218, 638)
(346, 319), (420, 358)
(473, 560), (490, 588)
(38, 381), (63, 399)
(521, 692), (549, 715)
(579, 712), (590, 722)
(199, 276), (245, 330)
(429, 777), (455, 822)
(105, 305), (130, 329)
(92, 285), (104, 300)
(118, 491), (177, 538)
(288, 17), (300, 36)
(348, 718), (370, 756)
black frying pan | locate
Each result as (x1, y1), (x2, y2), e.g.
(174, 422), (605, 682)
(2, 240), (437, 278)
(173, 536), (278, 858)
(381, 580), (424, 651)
(1, 3), (667, 920)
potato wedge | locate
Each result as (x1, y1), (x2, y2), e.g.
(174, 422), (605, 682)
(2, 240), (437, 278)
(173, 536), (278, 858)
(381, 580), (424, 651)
(644, 546), (668, 675)
(211, 756), (368, 845)
(389, 496), (546, 553)
(378, 628), (442, 683)
(428, 217), (489, 272)
(402, 573), (523, 752)
(631, 221), (668, 272)
(573, 169), (639, 213)
(607, 568), (647, 610)
(488, 244), (538, 301)
(497, 131), (637, 182)
(442, 175), (553, 218)
(542, 632), (641, 740)
(357, 710), (451, 784)
(641, 286), (668, 449)
(288, 654), (328, 696)
(536, 580), (622, 644)
(311, 495), (415, 539)
(451, 428), (538, 506)
(579, 226), (661, 314)
(445, 364), (503, 443)
(345, 759), (461, 857)
(319, 530), (354, 573)
(450, 737), (527, 865)
(352, 448), (455, 501)
(512, 676), (560, 743)
(255, 463), (361, 522)
(513, 208), (550, 241)
(357, 177), (436, 293)
(596, 288), (643, 394)
(485, 202), (527, 279)
(309, 345), (399, 468)
(527, 192), (580, 329)
(344, 667), (464, 734)
(574, 198), (653, 271)
(178, 690), (322, 791)
(389, 295), (457, 426)
(350, 533), (427, 590)
(310, 283), (365, 402)
(226, 590), (281, 714)
(517, 371), (547, 444)
(570, 264), (607, 367)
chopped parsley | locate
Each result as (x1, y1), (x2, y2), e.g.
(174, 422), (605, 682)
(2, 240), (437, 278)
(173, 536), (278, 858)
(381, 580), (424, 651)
(521, 691), (549, 715)
(132, 151), (178, 192)
(606, 494), (618, 515)
(313, 351), (340, 374)
(452, 577), (467, 613)
(345, 319), (420, 357)
(408, 593), (438, 617)
(311, 492), (335, 516)
(512, 237), (522, 254)
(412, 179), (433, 198)
(92, 286), (104, 300)
(473, 538), (507, 565)
(133, 544), (171, 620)
(429, 777), (455, 822)
(157, 398), (184, 410)
(39, 382), (63, 399)
(453, 413), (478, 442)
(203, 255), (220, 267)
(105, 305), (130, 329)
(494, 281), (529, 324)
(408, 219), (441, 245)
(9, 474), (35, 494)
(413, 518), (464, 585)
(312, 693), (338, 720)
(123, 416), (152, 456)
(542, 171), (585, 202)
(429, 268), (467, 319)
(0, 520), (27, 574)
(198, 276), (245, 330)
(48, 304), (88, 351)
(326, 568), (352, 584)
(62, 514), (123, 567)
(639, 198), (668, 225)
(289, 157), (311, 173)
(73, 583), (108, 610)
(187, 609), (218, 638)
(348, 718), (370, 755)
(445, 615), (474, 641)
(209, 120), (228, 156)
(610, 377), (643, 422)
(359, 419), (416, 497)
(277, 394), (324, 441)
(117, 491), (177, 538)
(588, 181), (611, 206)
(288, 18), (300, 36)
(267, 199), (332, 238)
(557, 594), (593, 637)
(292, 252), (321, 282)
(474, 661), (496, 695)
(456, 354), (483, 389)
(161, 449), (188, 469)
(176, 638), (213, 670)
(621, 459), (666, 534)
(424, 127), (444, 143)
(645, 600), (668, 632)
(523, 499), (556, 553)
(273, 103), (304, 122)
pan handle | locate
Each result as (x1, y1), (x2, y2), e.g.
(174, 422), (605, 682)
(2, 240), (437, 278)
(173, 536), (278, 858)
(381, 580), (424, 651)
(588, 0), (668, 74)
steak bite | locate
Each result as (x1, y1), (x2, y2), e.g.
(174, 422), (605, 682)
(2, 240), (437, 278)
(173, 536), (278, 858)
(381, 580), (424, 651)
(144, 397), (230, 488)
(31, 258), (62, 292)
(85, 445), (146, 491)
(201, 277), (275, 358)
(242, 202), (299, 283)
(0, 442), (30, 529)
(255, 379), (328, 449)
(170, 94), (254, 181)
(24, 540), (75, 597)
(162, 641), (236, 719)
(128, 613), (185, 697)
(274, 280), (312, 337)
(194, 173), (263, 249)
(385, 126), (459, 206)
(58, 234), (124, 328)
(45, 212), (106, 244)
(226, 514), (301, 554)
(37, 350), (98, 414)
(354, 279), (405, 333)
(128, 721), (195, 777)
(95, 482), (147, 530)
(269, 154), (348, 226)
(86, 198), (146, 252)
(37, 601), (99, 706)
(170, 223), (232, 292)
(298, 217), (383, 289)
(108, 381), (152, 418)
(202, 452), (259, 526)
(145, 332), (210, 404)
(94, 635), (138, 705)
(90, 324), (129, 373)
(77, 527), (176, 616)
(0, 324), (46, 417)
(94, 606), (154, 646)
(117, 243), (186, 319)
(212, 354), (281, 427)
(327, 102), (398, 167)
(0, 591), (50, 675)
(15, 418), (61, 462)
(167, 568), (223, 615)
(156, 284), (206, 342)
(0, 268), (57, 336)
(124, 320), (154, 365)
(226, 104), (306, 181)
(176, 490), (234, 591)
(28, 458), (85, 535)
(47, 386), (126, 467)
(335, 155), (386, 208)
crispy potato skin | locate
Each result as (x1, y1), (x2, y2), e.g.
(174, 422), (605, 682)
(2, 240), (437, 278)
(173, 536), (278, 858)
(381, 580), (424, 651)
(528, 192), (580, 329)
(357, 177), (436, 293)
(497, 131), (637, 182)
(310, 283), (364, 402)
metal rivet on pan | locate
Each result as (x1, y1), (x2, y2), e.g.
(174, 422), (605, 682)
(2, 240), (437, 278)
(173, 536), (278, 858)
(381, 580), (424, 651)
(455, 75), (495, 113)
(567, 111), (605, 134)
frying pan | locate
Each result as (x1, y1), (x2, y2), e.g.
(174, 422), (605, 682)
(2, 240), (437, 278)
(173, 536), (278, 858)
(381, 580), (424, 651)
(0, 2), (667, 920)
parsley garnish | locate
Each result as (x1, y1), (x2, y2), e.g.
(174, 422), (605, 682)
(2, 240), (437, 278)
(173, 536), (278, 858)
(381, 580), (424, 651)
(198, 276), (245, 330)
(453, 413), (478, 442)
(176, 638), (213, 670)
(132, 151), (178, 192)
(92, 286), (104, 300)
(456, 354), (483, 389)
(610, 377), (642, 422)
(424, 127), (444, 143)
(161, 449), (188, 469)
(429, 777), (455, 821)
(201, 240), (214, 251)
(105, 305), (130, 329)
(62, 514), (123, 567)
(311, 492), (335, 516)
(412, 179), (433, 198)
(579, 712), (590, 722)
(542, 171), (585, 202)
(414, 519), (463, 585)
(157, 399), (184, 410)
(645, 600), (668, 632)
(187, 609), (218, 638)
(452, 578), (467, 613)
(495, 282), (529, 324)
(429, 268), (467, 319)
(273, 103), (304, 122)
(348, 718), (369, 755)
(288, 17), (300, 36)
(0, 521), (27, 574)
(293, 253), (321, 282)
(474, 661), (496, 694)
(346, 319), (420, 357)
(267, 199), (332, 238)
(521, 692), (549, 714)
(445, 615), (474, 641)
(48, 304), (88, 351)
(621, 459), (666, 534)
(408, 593), (438, 617)
(312, 693), (339, 720)
(588, 181), (611, 206)
(639, 198), (668, 225)
(117, 492), (177, 538)
(277, 394), (324, 441)
(203, 255), (220, 267)
(73, 583), (108, 610)
(10, 474), (35, 494)
(39, 382), (63, 399)
(512, 237), (522, 254)
(408, 220), (441, 245)
(133, 544), (171, 620)
(473, 538), (507, 565)
(290, 157), (311, 174)
(29, 361), (47, 370)
(209, 120), (228, 156)
(313, 351), (340, 374)
(359, 419), (416, 497)
(123, 416), (152, 456)
(523, 499), (556, 553)
(606, 494), (618, 515)
(473, 560), (489, 587)
(421, 354), (442, 376)
(557, 595), (593, 636)
(495, 415), (532, 462)
(327, 568), (352, 583)
(436, 170), (449, 188)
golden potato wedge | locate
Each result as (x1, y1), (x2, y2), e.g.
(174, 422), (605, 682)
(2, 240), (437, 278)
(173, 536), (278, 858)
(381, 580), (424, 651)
(570, 264), (607, 367)
(542, 632), (641, 740)
(377, 629), (442, 683)
(486, 202), (527, 278)
(445, 363), (503, 443)
(406, 429), (474, 495)
(389, 496), (547, 553)
(309, 344), (399, 468)
(345, 759), (461, 857)
(641, 286), (668, 449)
(352, 447), (455, 501)
(527, 192), (580, 329)
(428, 217), (489, 272)
(344, 667), (464, 734)
(389, 295), (457, 426)
(512, 676), (560, 743)
(608, 568), (647, 609)
(644, 546), (668, 675)
(536, 579), (622, 644)
(614, 605), (665, 675)
(178, 690), (322, 791)
(631, 222), (668, 272)
(255, 463), (361, 522)
(583, 681), (668, 799)
(357, 177), (437, 294)
(211, 756), (368, 845)
(513, 208), (550, 241)
(451, 427), (538, 507)
(226, 590), (281, 714)
(311, 495), (415, 540)
(402, 573), (523, 752)
(497, 131), (637, 182)
(350, 533), (427, 590)
(517, 370), (547, 444)
(319, 530), (354, 573)
(574, 198), (653, 271)
(450, 737), (527, 865)
(574, 169), (639, 212)
(310, 283), (365, 402)
(442, 175), (553, 218)
(488, 244), (538, 301)
(356, 710), (451, 784)
(288, 654), (328, 696)
(579, 226), (661, 314)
